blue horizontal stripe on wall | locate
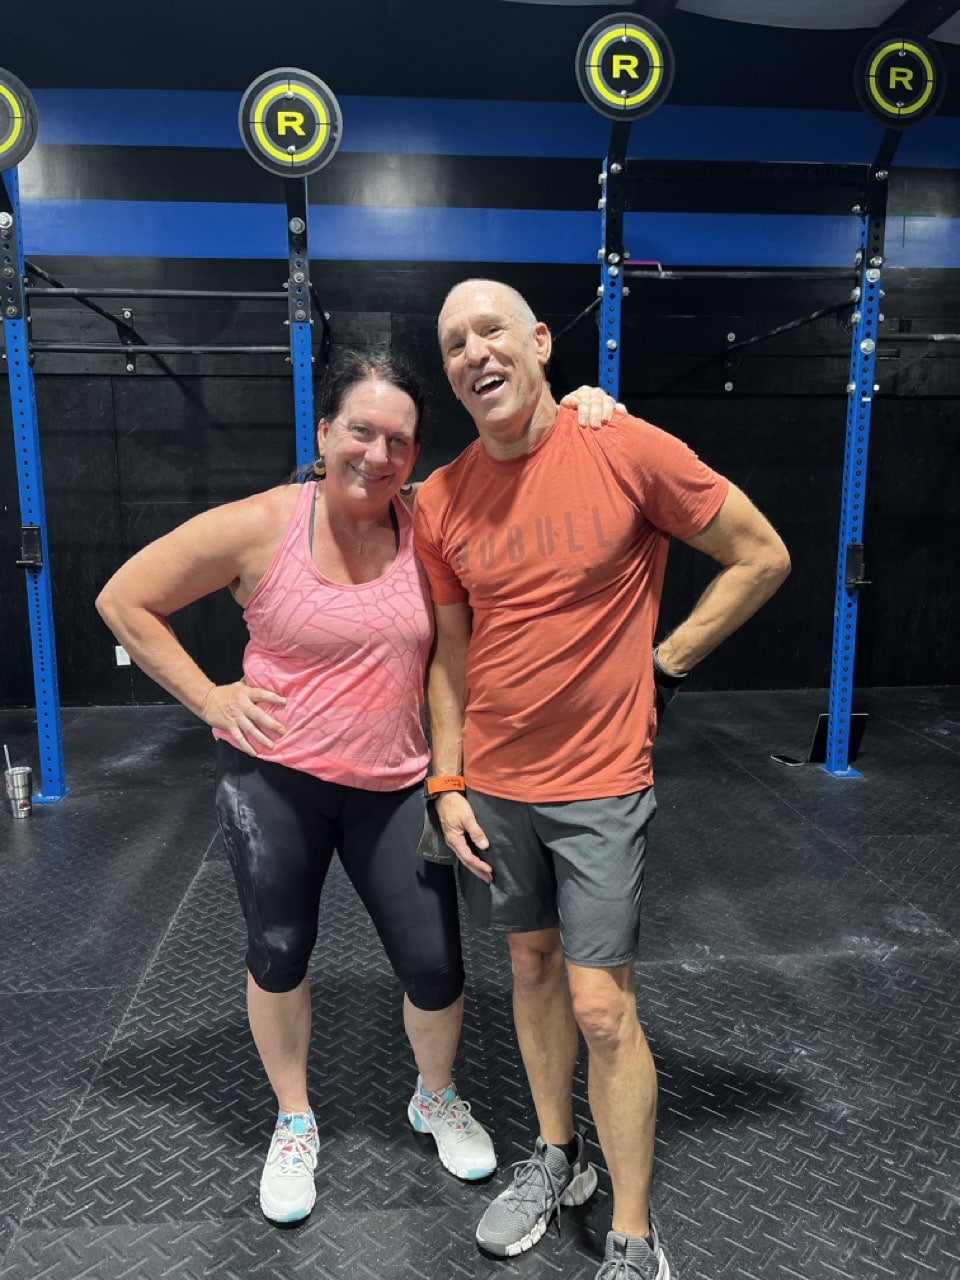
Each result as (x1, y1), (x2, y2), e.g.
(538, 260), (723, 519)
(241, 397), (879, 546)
(31, 90), (960, 166)
(18, 199), (960, 267)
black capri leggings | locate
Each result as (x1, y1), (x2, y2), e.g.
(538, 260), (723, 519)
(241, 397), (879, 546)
(215, 741), (465, 1011)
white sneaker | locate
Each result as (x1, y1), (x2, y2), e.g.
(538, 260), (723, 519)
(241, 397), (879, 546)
(259, 1110), (319, 1223)
(407, 1077), (497, 1181)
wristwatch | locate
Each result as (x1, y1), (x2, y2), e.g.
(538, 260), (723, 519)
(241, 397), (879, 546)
(424, 774), (466, 800)
(652, 645), (689, 690)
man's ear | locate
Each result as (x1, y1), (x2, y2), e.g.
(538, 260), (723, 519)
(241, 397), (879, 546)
(535, 321), (552, 368)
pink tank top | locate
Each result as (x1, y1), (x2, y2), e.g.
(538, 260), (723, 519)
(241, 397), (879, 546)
(214, 481), (433, 790)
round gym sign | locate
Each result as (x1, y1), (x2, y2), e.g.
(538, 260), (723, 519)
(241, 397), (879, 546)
(576, 13), (674, 121)
(855, 33), (945, 127)
(239, 68), (342, 176)
(0, 69), (38, 171)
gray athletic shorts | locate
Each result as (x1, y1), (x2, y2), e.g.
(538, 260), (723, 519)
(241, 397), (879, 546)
(458, 786), (657, 968)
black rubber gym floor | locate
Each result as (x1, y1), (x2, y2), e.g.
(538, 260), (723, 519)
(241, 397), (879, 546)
(1, 687), (957, 1280)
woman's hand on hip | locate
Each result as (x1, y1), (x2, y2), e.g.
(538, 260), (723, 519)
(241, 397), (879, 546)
(199, 681), (287, 755)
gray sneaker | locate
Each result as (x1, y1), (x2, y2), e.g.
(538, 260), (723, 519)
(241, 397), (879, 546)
(475, 1135), (598, 1257)
(596, 1226), (672, 1280)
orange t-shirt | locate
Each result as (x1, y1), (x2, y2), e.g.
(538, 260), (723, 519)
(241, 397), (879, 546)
(413, 406), (728, 801)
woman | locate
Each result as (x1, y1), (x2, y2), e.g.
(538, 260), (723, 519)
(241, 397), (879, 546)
(96, 350), (496, 1223)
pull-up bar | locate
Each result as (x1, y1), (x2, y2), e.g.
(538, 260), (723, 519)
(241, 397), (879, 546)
(30, 343), (293, 355)
(27, 287), (289, 300)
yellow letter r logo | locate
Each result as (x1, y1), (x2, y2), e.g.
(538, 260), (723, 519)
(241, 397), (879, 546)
(612, 54), (640, 81)
(277, 111), (306, 136)
(888, 67), (914, 89)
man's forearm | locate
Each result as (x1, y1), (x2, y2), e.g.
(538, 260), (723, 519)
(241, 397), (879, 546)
(658, 555), (789, 675)
(427, 649), (468, 776)
(426, 601), (473, 775)
(657, 483), (791, 675)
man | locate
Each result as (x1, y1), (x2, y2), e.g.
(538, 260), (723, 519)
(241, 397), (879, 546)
(413, 279), (790, 1280)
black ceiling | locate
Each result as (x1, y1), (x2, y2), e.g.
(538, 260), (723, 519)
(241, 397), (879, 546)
(5, 0), (960, 115)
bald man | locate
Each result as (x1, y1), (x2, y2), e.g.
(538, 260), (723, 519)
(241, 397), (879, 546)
(414, 279), (790, 1280)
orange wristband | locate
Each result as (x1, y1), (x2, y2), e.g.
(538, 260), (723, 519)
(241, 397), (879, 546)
(425, 774), (466, 798)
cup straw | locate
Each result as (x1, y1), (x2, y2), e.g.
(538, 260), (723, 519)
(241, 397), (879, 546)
(3, 743), (11, 774)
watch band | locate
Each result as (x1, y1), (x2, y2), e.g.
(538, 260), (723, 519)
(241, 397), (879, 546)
(653, 645), (689, 687)
(424, 774), (466, 799)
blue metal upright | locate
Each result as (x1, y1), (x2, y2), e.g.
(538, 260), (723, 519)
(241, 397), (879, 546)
(285, 178), (316, 467)
(238, 69), (342, 465)
(824, 135), (899, 777)
(597, 123), (632, 397)
(2, 168), (67, 800)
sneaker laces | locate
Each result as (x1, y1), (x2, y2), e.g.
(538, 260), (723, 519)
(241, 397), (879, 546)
(270, 1116), (317, 1178)
(417, 1088), (480, 1136)
(503, 1149), (570, 1231)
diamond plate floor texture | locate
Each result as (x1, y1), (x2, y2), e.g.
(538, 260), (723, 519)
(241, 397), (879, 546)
(0, 689), (958, 1280)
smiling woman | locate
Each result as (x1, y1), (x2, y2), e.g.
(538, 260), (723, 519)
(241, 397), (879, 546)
(315, 369), (421, 571)
(94, 346), (497, 1224)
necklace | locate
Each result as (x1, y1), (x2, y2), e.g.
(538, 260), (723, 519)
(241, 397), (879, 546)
(327, 507), (383, 558)
(351, 528), (378, 556)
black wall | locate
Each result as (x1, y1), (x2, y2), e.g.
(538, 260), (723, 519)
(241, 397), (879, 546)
(3, 251), (958, 707)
